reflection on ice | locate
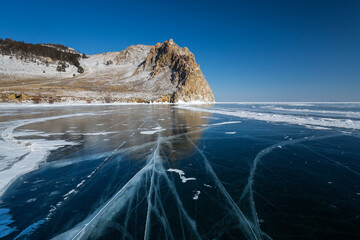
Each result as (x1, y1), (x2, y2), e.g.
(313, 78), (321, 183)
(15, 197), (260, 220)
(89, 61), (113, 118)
(0, 113), (99, 195)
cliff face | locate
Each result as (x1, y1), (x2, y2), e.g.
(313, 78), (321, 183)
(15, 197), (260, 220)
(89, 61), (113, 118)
(136, 39), (214, 102)
(0, 39), (214, 103)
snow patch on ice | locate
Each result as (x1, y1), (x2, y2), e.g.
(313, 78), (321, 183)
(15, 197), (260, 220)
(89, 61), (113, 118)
(63, 189), (78, 198)
(178, 106), (360, 130)
(76, 180), (86, 188)
(26, 198), (37, 203)
(140, 127), (166, 135)
(73, 132), (117, 136)
(167, 168), (196, 183)
(260, 106), (360, 118)
(212, 121), (242, 126)
(304, 125), (331, 130)
(193, 190), (201, 200)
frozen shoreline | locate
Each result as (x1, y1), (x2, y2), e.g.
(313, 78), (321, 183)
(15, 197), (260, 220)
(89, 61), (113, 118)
(0, 101), (216, 108)
(0, 101), (359, 108)
(177, 105), (360, 130)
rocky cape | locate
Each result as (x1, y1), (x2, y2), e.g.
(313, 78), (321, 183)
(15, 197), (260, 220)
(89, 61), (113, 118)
(0, 39), (214, 103)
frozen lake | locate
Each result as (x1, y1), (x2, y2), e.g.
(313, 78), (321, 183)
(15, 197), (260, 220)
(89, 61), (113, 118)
(0, 103), (359, 239)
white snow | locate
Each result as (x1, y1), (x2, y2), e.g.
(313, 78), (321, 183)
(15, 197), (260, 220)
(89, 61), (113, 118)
(76, 180), (86, 188)
(63, 189), (78, 198)
(212, 121), (242, 126)
(178, 106), (360, 130)
(167, 168), (196, 183)
(0, 55), (78, 78)
(260, 106), (360, 118)
(304, 125), (331, 130)
(72, 132), (117, 136)
(140, 127), (166, 135)
(192, 190), (201, 200)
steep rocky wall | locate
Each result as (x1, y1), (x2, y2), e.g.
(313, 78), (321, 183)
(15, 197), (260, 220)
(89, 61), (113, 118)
(136, 39), (214, 103)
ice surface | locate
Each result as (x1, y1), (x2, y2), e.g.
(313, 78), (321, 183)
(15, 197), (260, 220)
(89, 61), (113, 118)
(0, 208), (17, 238)
(0, 113), (100, 195)
(0, 103), (359, 240)
(14, 220), (45, 240)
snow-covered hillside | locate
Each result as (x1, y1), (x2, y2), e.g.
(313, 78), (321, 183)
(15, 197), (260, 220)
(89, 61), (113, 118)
(0, 55), (78, 79)
(0, 40), (214, 103)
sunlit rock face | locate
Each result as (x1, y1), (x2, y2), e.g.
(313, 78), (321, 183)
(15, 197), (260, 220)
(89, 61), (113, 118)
(136, 39), (215, 103)
(0, 40), (214, 103)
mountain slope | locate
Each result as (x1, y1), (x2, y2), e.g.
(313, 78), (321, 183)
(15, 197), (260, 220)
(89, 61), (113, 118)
(0, 39), (214, 103)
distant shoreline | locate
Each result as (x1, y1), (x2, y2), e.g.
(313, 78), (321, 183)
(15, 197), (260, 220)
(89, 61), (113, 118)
(1, 101), (360, 107)
(0, 101), (216, 107)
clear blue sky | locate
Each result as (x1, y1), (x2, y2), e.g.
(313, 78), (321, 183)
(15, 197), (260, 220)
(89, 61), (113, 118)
(1, 0), (359, 102)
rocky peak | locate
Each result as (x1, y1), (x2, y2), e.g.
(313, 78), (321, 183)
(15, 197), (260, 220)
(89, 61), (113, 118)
(136, 39), (215, 102)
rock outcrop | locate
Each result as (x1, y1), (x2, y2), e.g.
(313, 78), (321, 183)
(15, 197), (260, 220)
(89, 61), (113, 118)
(0, 39), (214, 103)
(136, 39), (214, 102)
